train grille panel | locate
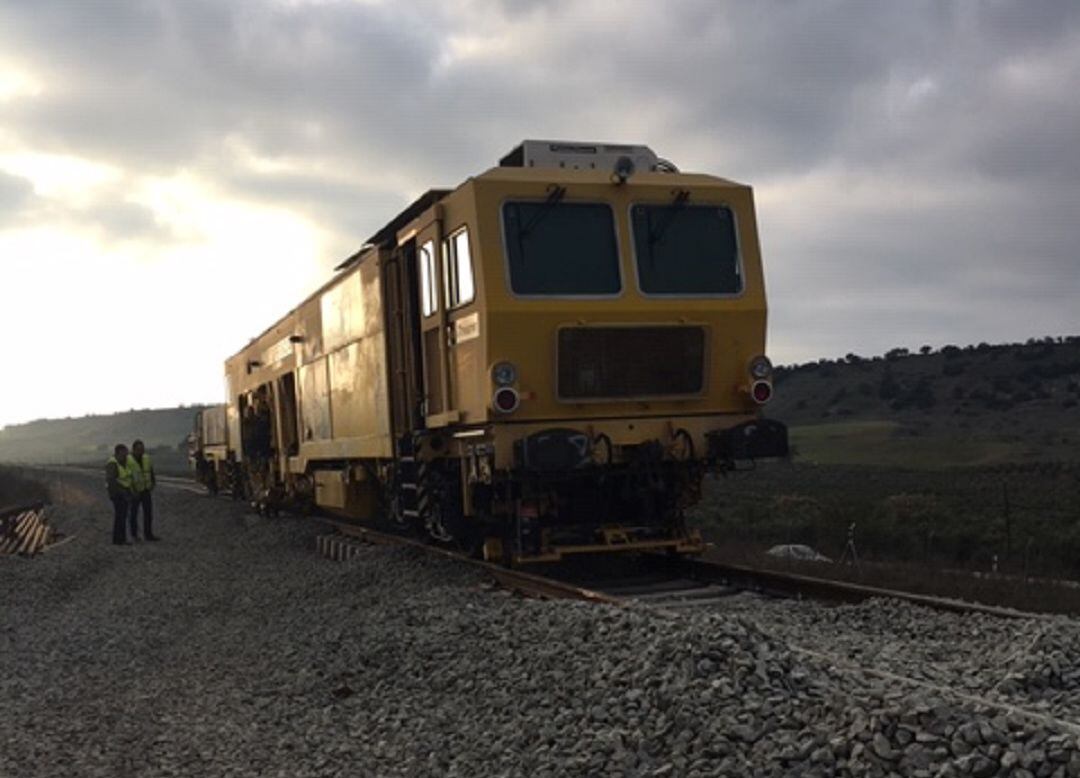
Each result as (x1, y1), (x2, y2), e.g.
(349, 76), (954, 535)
(557, 326), (706, 400)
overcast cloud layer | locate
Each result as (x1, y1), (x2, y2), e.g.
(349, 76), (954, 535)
(1, 0), (1078, 427)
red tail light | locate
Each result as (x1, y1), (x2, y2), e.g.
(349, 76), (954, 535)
(493, 387), (520, 413)
(751, 380), (773, 404)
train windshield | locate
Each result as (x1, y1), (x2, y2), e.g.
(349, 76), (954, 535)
(631, 203), (742, 295)
(503, 201), (620, 295)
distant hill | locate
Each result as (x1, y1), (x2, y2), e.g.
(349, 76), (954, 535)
(0, 406), (208, 470)
(3, 336), (1078, 472)
(767, 336), (1080, 467)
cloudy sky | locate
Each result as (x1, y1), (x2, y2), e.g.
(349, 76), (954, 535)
(1, 0), (1077, 427)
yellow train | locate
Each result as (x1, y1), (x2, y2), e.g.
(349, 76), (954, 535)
(191, 140), (788, 563)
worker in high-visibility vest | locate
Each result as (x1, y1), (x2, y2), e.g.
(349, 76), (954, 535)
(128, 439), (159, 541)
(105, 444), (133, 545)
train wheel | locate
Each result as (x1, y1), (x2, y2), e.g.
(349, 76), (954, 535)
(452, 525), (483, 558)
(482, 536), (503, 563)
(384, 476), (408, 529)
(499, 526), (516, 568)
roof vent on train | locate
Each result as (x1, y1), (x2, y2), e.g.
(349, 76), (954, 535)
(499, 140), (678, 173)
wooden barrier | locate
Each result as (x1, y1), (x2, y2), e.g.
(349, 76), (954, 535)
(0, 504), (55, 557)
(315, 534), (369, 563)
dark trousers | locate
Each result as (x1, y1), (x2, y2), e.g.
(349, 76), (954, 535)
(111, 494), (129, 544)
(129, 491), (154, 539)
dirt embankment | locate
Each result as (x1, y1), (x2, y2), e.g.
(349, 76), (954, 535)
(0, 465), (51, 509)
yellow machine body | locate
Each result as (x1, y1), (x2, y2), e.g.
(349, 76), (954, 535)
(203, 141), (788, 561)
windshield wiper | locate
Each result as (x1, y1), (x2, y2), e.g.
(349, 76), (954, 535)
(519, 185), (567, 239)
(649, 189), (690, 245)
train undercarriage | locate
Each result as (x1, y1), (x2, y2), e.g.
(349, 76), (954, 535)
(194, 418), (788, 566)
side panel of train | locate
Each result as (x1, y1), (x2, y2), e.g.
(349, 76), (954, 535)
(211, 143), (788, 562)
(223, 249), (394, 511)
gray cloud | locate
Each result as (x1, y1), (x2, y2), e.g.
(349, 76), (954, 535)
(6, 2), (1079, 178)
(1, 0), (1077, 364)
(0, 172), (34, 223)
(79, 199), (175, 243)
(0, 170), (174, 244)
(221, 168), (414, 243)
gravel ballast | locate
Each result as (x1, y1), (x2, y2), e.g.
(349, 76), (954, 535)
(3, 472), (1080, 777)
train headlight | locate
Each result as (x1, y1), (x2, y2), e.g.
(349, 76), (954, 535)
(751, 380), (773, 405)
(749, 356), (773, 380)
(492, 386), (520, 414)
(492, 361), (518, 386)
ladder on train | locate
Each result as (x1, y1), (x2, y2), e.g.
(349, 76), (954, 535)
(395, 435), (450, 541)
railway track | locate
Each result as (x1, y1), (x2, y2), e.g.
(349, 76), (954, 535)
(315, 517), (1040, 620)
(33, 467), (1048, 618)
(317, 519), (621, 605)
(39, 465), (1042, 618)
(37, 466), (1050, 619)
(636, 556), (1039, 618)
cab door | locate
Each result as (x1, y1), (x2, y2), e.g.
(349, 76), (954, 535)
(441, 224), (480, 422)
(412, 218), (457, 427)
(383, 242), (424, 436)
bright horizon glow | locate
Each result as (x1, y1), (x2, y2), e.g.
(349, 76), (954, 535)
(1, 165), (330, 428)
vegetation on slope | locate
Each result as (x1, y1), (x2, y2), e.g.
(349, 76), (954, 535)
(691, 336), (1080, 583)
(0, 406), (208, 472)
(0, 465), (51, 509)
(767, 336), (1080, 466)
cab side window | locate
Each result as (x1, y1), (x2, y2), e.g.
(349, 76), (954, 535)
(419, 240), (438, 317)
(443, 227), (475, 309)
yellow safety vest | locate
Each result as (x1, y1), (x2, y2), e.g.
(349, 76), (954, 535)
(129, 453), (154, 493)
(107, 456), (132, 490)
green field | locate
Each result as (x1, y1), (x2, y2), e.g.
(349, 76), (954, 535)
(690, 457), (1080, 580)
(768, 336), (1080, 467)
(789, 420), (1028, 468)
(686, 341), (1080, 583)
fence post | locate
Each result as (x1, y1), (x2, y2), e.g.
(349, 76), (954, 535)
(839, 522), (861, 576)
(1002, 481), (1012, 561)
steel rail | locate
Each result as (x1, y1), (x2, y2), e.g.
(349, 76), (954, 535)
(318, 518), (621, 605)
(315, 517), (1038, 619)
(675, 557), (1042, 619)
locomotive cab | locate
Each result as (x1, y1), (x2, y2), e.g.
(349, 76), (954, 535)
(381, 141), (787, 561)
